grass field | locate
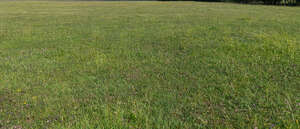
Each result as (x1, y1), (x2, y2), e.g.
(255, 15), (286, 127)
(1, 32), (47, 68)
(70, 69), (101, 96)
(0, 1), (299, 128)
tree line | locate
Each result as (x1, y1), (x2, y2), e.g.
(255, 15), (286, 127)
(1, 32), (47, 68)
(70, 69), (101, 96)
(160, 0), (299, 6)
(237, 0), (298, 5)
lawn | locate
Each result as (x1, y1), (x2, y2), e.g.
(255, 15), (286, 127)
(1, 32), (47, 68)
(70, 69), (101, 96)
(0, 1), (299, 128)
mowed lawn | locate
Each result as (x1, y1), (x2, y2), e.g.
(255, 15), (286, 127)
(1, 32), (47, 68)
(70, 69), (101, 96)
(0, 1), (299, 128)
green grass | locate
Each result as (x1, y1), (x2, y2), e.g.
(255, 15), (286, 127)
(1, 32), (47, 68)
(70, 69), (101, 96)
(0, 1), (299, 128)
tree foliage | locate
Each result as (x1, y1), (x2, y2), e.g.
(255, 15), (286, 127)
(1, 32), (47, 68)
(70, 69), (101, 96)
(159, 0), (299, 6)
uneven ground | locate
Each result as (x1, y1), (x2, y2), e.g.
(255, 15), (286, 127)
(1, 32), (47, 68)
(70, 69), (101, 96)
(0, 1), (299, 128)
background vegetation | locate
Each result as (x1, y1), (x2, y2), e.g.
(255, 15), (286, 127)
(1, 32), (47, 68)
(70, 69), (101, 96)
(0, 1), (299, 129)
(160, 0), (299, 6)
